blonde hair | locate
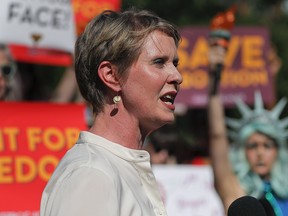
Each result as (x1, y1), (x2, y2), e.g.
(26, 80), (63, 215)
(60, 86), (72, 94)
(74, 8), (180, 114)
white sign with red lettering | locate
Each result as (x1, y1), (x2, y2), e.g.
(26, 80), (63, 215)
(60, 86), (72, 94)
(0, 0), (76, 52)
(153, 165), (225, 216)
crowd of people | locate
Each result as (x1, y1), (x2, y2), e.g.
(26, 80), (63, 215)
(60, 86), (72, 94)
(1, 6), (288, 216)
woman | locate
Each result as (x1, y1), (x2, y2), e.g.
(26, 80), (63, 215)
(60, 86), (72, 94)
(0, 44), (22, 101)
(40, 8), (182, 216)
(208, 41), (288, 215)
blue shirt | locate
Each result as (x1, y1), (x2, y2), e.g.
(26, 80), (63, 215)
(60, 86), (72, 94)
(264, 181), (288, 216)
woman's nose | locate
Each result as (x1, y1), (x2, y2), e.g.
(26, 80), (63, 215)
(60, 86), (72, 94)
(169, 67), (183, 85)
(256, 146), (265, 155)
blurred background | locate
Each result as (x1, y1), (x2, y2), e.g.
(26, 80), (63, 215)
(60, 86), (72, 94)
(1, 0), (288, 215)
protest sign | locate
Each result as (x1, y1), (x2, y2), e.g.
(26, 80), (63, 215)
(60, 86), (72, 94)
(0, 0), (76, 53)
(0, 102), (87, 215)
(176, 27), (275, 107)
(2, 0), (121, 66)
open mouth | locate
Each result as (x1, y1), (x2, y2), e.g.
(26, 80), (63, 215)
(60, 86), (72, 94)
(160, 93), (176, 105)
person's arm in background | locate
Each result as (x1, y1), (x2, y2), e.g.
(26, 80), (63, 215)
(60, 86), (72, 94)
(207, 41), (246, 212)
(50, 65), (83, 103)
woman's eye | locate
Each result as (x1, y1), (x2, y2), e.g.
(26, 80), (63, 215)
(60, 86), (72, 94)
(173, 60), (179, 67)
(154, 58), (165, 65)
(245, 143), (257, 149)
(264, 141), (276, 149)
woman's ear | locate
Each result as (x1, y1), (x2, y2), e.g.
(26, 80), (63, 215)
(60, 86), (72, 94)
(98, 61), (121, 91)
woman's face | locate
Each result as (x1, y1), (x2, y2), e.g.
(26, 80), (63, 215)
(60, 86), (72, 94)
(121, 30), (182, 133)
(0, 50), (10, 99)
(245, 132), (278, 179)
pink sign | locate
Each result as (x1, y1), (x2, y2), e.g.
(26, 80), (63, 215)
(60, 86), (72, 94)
(176, 27), (275, 107)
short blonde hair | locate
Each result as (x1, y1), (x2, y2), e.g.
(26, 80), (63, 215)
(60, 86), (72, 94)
(75, 8), (180, 114)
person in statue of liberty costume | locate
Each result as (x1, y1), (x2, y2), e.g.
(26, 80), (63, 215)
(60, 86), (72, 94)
(207, 39), (288, 215)
(227, 92), (288, 215)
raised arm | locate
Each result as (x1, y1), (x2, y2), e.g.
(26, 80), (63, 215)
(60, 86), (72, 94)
(207, 44), (245, 212)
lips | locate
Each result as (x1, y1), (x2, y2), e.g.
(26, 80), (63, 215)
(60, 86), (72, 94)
(256, 161), (265, 166)
(160, 92), (177, 105)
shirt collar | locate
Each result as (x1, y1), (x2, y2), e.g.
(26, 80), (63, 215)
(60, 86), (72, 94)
(77, 131), (150, 162)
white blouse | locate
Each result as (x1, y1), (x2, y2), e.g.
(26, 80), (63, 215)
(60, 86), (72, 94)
(40, 131), (167, 216)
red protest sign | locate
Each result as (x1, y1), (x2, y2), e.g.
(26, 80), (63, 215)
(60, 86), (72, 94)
(9, 44), (73, 66)
(0, 102), (87, 214)
(72, 0), (121, 36)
